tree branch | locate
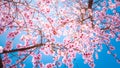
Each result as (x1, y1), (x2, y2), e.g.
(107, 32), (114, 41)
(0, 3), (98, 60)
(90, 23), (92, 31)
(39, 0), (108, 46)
(88, 0), (93, 9)
(0, 43), (44, 54)
(0, 56), (3, 68)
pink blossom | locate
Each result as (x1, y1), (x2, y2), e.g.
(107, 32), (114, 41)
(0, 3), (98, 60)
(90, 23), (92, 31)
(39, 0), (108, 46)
(32, 54), (42, 63)
(81, 9), (85, 14)
(0, 27), (5, 34)
(109, 45), (115, 50)
(7, 32), (16, 38)
(68, 63), (73, 68)
(117, 60), (120, 64)
(5, 41), (12, 50)
(40, 63), (45, 68)
(116, 36), (120, 41)
(0, 0), (120, 68)
(45, 63), (54, 68)
(0, 46), (3, 53)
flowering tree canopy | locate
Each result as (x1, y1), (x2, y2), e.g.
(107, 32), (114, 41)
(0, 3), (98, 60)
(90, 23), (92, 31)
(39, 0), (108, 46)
(0, 0), (120, 68)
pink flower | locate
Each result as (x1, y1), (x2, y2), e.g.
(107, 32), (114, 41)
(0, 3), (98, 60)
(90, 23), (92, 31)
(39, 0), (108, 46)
(109, 45), (115, 50)
(32, 54), (41, 62)
(0, 46), (3, 53)
(116, 35), (120, 41)
(45, 63), (54, 68)
(5, 41), (12, 50)
(16, 44), (22, 48)
(47, 17), (53, 23)
(46, 8), (50, 13)
(81, 9), (85, 14)
(89, 63), (95, 68)
(68, 63), (73, 68)
(0, 27), (5, 34)
(61, 0), (65, 2)
(40, 63), (44, 68)
(117, 60), (120, 64)
(109, 4), (116, 9)
(46, 0), (50, 4)
(4, 58), (11, 64)
(7, 32), (15, 38)
(83, 52), (92, 59)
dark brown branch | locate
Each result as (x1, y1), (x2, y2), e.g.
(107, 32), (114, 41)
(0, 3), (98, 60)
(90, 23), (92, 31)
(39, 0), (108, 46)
(116, 0), (120, 2)
(1, 43), (44, 54)
(88, 0), (93, 9)
(88, 0), (94, 28)
(101, 26), (110, 30)
(0, 56), (3, 68)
